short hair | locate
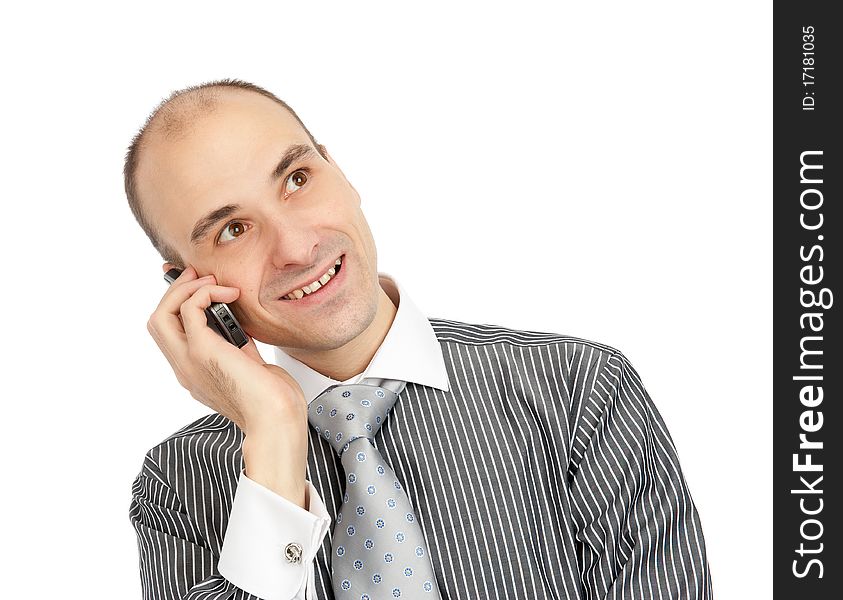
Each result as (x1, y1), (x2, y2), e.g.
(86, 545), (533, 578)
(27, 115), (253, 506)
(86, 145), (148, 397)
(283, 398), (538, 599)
(123, 78), (327, 268)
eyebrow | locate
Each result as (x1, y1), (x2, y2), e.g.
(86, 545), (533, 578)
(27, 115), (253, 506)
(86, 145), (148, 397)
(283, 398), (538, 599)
(189, 143), (319, 246)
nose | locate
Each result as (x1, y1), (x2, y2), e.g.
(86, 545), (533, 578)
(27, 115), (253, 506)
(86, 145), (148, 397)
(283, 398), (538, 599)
(266, 217), (320, 270)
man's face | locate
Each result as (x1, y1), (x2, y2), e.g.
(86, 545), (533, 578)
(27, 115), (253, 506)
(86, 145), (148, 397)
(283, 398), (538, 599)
(136, 92), (381, 351)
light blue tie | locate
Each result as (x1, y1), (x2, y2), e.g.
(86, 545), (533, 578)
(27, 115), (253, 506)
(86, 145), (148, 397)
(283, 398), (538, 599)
(308, 378), (442, 599)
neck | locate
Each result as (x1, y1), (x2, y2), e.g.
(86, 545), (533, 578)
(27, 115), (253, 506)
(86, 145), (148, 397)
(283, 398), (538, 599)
(283, 285), (397, 381)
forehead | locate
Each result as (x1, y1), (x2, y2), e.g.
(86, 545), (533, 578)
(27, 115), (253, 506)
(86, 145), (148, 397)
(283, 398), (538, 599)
(136, 92), (311, 251)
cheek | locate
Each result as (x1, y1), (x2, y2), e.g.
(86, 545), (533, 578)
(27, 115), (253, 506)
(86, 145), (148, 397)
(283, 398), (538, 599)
(320, 178), (357, 210)
(212, 264), (260, 306)
(351, 212), (377, 258)
(228, 285), (263, 331)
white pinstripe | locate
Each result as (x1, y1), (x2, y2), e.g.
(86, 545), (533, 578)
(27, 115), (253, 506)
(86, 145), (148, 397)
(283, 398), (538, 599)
(130, 318), (713, 599)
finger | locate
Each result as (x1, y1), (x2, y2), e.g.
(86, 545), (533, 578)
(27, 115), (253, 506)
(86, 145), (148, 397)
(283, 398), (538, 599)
(156, 271), (216, 316)
(149, 274), (216, 356)
(146, 317), (193, 388)
(152, 275), (218, 344)
(180, 284), (241, 355)
(239, 335), (266, 365)
(149, 270), (216, 372)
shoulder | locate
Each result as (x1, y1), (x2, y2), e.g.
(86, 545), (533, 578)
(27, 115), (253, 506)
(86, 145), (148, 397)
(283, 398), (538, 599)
(133, 413), (242, 552)
(157, 411), (240, 445)
(427, 316), (636, 386)
(429, 316), (624, 356)
(140, 412), (244, 487)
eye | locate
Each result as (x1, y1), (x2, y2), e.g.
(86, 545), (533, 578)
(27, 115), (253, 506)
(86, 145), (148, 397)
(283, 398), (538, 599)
(285, 169), (309, 194)
(217, 220), (250, 244)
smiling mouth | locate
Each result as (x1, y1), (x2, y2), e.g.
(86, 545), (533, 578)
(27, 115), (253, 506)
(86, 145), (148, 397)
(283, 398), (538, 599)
(280, 255), (344, 301)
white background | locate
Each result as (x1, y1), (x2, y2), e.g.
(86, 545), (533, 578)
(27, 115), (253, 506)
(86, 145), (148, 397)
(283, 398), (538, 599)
(1, 1), (770, 597)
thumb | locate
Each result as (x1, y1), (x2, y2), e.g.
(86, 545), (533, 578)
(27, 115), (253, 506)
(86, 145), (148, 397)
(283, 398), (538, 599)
(238, 336), (266, 364)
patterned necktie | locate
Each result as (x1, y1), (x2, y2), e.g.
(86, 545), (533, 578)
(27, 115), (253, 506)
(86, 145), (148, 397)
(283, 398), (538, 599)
(307, 378), (442, 599)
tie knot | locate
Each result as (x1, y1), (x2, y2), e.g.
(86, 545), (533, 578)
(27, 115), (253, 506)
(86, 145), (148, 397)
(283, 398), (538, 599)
(307, 382), (400, 456)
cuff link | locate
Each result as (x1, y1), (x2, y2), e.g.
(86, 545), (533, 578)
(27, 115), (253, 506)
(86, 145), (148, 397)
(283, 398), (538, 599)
(284, 542), (303, 564)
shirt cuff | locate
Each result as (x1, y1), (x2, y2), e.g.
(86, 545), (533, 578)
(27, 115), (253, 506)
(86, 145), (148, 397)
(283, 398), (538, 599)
(218, 470), (331, 600)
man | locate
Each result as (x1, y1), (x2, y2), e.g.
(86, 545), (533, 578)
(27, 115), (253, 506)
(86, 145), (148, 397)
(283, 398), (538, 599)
(127, 78), (713, 600)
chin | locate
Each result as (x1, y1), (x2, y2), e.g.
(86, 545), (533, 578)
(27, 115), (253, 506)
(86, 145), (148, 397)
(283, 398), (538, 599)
(261, 302), (377, 351)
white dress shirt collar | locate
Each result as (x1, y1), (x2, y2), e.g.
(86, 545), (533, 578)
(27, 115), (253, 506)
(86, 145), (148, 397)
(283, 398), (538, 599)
(272, 272), (451, 403)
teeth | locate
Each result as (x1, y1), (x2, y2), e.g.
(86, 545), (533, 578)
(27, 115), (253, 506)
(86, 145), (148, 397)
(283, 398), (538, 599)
(283, 256), (343, 300)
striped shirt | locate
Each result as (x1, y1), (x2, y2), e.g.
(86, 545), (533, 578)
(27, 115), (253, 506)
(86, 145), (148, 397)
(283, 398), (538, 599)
(130, 275), (713, 599)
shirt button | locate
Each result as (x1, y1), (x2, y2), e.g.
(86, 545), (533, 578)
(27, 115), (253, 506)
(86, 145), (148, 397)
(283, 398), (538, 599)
(284, 542), (303, 564)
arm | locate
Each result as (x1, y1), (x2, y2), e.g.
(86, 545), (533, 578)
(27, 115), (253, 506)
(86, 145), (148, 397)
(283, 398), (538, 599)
(130, 455), (330, 600)
(568, 352), (713, 599)
(218, 470), (331, 599)
(136, 266), (324, 597)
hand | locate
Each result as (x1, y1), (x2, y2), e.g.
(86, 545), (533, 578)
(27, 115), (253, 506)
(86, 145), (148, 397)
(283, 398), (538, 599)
(146, 264), (309, 507)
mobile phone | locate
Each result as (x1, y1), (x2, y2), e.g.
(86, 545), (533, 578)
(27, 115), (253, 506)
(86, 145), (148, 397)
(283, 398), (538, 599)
(164, 268), (249, 348)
